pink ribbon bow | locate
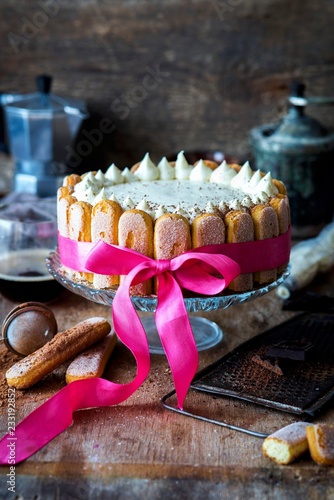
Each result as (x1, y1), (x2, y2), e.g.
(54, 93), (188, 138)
(83, 240), (241, 406)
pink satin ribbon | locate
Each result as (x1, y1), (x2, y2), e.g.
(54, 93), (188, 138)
(0, 227), (290, 465)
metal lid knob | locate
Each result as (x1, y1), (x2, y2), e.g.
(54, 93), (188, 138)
(36, 74), (52, 95)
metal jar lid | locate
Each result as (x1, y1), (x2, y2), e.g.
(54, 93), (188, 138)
(1, 301), (57, 357)
(250, 82), (334, 156)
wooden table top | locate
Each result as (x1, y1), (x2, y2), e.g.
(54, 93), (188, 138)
(0, 271), (333, 499)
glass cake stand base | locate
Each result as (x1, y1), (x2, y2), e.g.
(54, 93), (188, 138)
(46, 250), (290, 356)
(140, 315), (223, 355)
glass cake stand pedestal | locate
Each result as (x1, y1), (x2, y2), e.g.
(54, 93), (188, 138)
(47, 251), (290, 355)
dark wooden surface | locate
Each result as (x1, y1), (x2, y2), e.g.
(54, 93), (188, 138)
(0, 269), (333, 499)
(0, 0), (334, 171)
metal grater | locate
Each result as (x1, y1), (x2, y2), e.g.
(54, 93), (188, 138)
(191, 312), (334, 417)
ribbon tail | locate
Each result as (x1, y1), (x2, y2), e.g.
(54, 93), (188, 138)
(0, 373), (151, 465)
(155, 272), (198, 410)
(112, 266), (152, 367)
(0, 384), (75, 464)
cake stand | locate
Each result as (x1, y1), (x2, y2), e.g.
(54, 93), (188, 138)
(46, 250), (290, 355)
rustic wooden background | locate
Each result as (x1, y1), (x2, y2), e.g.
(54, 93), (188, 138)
(0, 0), (333, 173)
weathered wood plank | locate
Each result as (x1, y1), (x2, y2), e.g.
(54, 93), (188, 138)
(0, 0), (333, 171)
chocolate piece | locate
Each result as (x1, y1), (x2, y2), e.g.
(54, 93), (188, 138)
(251, 354), (283, 376)
(265, 338), (314, 361)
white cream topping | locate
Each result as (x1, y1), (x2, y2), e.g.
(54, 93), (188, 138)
(219, 200), (229, 212)
(155, 205), (167, 220)
(74, 172), (99, 194)
(247, 169), (262, 191)
(205, 201), (216, 213)
(174, 204), (187, 216)
(174, 151), (193, 180)
(121, 167), (138, 183)
(210, 160), (237, 184)
(157, 157), (175, 180)
(122, 196), (135, 210)
(105, 163), (124, 184)
(230, 162), (253, 188)
(229, 199), (243, 211)
(253, 172), (278, 197)
(79, 187), (96, 205)
(134, 153), (159, 181)
(95, 169), (106, 184)
(94, 187), (108, 204)
(71, 153), (279, 220)
(190, 159), (212, 182)
(109, 193), (119, 203)
(136, 197), (151, 213)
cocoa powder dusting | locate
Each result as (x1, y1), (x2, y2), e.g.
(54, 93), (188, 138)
(0, 345), (68, 408)
(0, 347), (22, 406)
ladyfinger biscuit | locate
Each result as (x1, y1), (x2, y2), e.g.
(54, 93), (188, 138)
(306, 424), (334, 466)
(194, 159), (218, 170)
(154, 213), (191, 293)
(69, 201), (93, 283)
(228, 163), (242, 173)
(91, 200), (123, 289)
(154, 214), (191, 260)
(192, 213), (225, 247)
(225, 210), (254, 292)
(269, 195), (291, 275)
(63, 173), (82, 187)
(118, 209), (154, 295)
(6, 317), (111, 389)
(262, 422), (309, 465)
(257, 170), (287, 195)
(65, 331), (117, 383)
(57, 192), (76, 238)
(273, 179), (287, 195)
(58, 185), (74, 200)
(250, 204), (279, 285)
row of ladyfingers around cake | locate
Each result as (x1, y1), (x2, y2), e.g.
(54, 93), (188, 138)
(57, 159), (290, 295)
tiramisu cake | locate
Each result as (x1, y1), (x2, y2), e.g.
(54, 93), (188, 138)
(57, 151), (290, 294)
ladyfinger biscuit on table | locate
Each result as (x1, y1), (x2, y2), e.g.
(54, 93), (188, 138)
(192, 213), (225, 247)
(262, 422), (309, 465)
(69, 201), (93, 283)
(6, 317), (111, 389)
(66, 331), (117, 383)
(269, 195), (291, 275)
(91, 200), (123, 289)
(118, 209), (154, 295)
(250, 204), (279, 285)
(225, 210), (254, 292)
(306, 424), (334, 466)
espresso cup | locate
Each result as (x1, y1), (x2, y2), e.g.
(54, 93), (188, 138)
(0, 207), (63, 302)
